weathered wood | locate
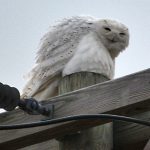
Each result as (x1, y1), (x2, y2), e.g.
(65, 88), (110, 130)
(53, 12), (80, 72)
(58, 72), (112, 150)
(114, 111), (150, 150)
(0, 69), (150, 149)
(21, 140), (59, 150)
(144, 138), (150, 150)
(58, 72), (109, 93)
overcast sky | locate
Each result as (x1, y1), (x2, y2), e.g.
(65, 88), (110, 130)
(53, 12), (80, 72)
(0, 0), (150, 92)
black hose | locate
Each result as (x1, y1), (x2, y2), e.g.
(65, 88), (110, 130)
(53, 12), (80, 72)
(0, 114), (149, 130)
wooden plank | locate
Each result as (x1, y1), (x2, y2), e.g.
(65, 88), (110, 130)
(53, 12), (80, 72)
(144, 138), (150, 150)
(0, 120), (109, 150)
(21, 140), (59, 150)
(0, 68), (150, 149)
(114, 111), (150, 150)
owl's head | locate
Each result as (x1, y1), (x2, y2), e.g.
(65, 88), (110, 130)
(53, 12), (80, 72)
(95, 19), (129, 58)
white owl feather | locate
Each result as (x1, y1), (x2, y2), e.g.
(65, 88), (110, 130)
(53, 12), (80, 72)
(22, 16), (129, 100)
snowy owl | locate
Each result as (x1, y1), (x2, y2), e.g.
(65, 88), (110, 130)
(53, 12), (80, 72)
(22, 16), (129, 101)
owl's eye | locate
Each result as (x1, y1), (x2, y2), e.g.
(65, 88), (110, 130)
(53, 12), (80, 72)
(120, 32), (126, 36)
(104, 27), (111, 31)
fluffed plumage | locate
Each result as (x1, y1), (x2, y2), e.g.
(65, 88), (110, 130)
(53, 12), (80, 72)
(22, 16), (129, 101)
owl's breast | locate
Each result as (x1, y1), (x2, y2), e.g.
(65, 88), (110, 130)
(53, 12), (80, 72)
(63, 32), (115, 79)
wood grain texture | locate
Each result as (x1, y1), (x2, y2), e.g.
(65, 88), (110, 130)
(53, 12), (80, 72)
(58, 72), (109, 94)
(114, 111), (150, 150)
(20, 140), (59, 150)
(58, 72), (112, 150)
(0, 69), (150, 149)
(144, 138), (150, 150)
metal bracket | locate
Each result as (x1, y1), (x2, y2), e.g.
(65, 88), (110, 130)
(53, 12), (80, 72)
(19, 98), (54, 119)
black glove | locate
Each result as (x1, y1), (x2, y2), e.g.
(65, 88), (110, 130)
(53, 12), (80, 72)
(0, 82), (20, 111)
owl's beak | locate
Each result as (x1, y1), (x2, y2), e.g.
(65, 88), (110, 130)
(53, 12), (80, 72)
(111, 38), (118, 43)
(107, 33), (119, 43)
(107, 37), (118, 43)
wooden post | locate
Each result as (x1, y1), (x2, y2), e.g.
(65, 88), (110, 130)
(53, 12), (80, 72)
(58, 72), (113, 150)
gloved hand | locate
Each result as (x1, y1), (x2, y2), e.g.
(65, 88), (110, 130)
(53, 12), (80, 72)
(0, 82), (20, 111)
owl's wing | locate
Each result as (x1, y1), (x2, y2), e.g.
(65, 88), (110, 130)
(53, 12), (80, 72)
(22, 16), (96, 100)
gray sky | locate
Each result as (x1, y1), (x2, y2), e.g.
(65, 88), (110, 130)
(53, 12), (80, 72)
(0, 0), (150, 92)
